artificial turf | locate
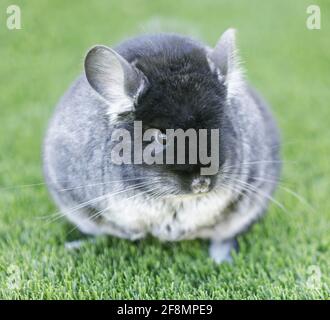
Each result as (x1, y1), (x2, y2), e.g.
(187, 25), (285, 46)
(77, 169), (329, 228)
(0, 0), (329, 299)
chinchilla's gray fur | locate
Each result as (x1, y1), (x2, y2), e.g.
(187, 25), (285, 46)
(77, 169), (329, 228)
(43, 30), (281, 263)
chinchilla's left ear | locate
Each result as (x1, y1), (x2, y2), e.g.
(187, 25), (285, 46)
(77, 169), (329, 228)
(84, 45), (148, 116)
(210, 28), (244, 98)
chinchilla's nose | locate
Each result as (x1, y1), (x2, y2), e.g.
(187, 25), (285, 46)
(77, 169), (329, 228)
(191, 177), (211, 194)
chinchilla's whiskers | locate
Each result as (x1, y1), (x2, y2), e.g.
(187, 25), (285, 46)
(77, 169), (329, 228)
(218, 181), (250, 200)
(136, 183), (177, 202)
(87, 183), (169, 224)
(153, 186), (179, 201)
(221, 169), (286, 184)
(146, 188), (166, 201)
(134, 186), (161, 202)
(220, 174), (283, 211)
(221, 159), (294, 172)
(221, 172), (284, 186)
(40, 181), (153, 224)
(226, 174), (297, 194)
(37, 178), (165, 221)
(0, 179), (106, 191)
(41, 178), (168, 224)
(122, 183), (166, 202)
(144, 180), (180, 201)
(226, 177), (288, 214)
(232, 178), (286, 211)
(65, 187), (161, 236)
(222, 172), (314, 213)
(151, 188), (168, 201)
(269, 139), (316, 150)
(67, 182), (168, 236)
(0, 175), (167, 192)
(42, 193), (111, 224)
(151, 184), (171, 199)
(57, 176), (161, 192)
(219, 179), (277, 212)
(0, 182), (48, 191)
(275, 185), (315, 212)
(219, 182), (269, 211)
(249, 177), (314, 212)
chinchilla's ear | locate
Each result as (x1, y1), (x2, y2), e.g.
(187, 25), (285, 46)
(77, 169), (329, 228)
(84, 45), (148, 115)
(210, 28), (244, 98)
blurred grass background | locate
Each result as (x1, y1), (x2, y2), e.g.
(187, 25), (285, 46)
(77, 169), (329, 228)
(0, 0), (329, 299)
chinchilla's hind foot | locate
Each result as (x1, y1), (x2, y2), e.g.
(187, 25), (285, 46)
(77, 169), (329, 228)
(65, 238), (97, 251)
(209, 238), (239, 264)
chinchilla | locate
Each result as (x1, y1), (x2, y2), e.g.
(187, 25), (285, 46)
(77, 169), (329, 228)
(43, 29), (281, 263)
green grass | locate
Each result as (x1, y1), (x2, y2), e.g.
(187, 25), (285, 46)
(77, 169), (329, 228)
(0, 0), (329, 299)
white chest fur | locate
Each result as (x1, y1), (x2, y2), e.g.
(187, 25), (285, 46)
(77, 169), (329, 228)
(102, 189), (233, 241)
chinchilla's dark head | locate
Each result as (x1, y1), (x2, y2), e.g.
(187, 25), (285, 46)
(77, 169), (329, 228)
(84, 30), (244, 197)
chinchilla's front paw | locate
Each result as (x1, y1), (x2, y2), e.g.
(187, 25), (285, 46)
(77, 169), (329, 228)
(209, 238), (238, 264)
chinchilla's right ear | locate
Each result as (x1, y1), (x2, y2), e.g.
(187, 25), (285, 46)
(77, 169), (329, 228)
(210, 29), (244, 99)
(84, 45), (148, 115)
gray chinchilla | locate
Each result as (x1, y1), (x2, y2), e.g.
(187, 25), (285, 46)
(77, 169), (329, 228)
(43, 29), (281, 263)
